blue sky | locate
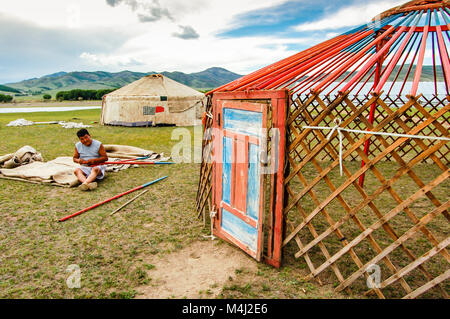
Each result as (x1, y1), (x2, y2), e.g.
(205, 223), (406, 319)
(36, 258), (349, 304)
(220, 0), (352, 38)
(0, 0), (407, 84)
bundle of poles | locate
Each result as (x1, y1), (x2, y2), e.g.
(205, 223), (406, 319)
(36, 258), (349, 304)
(98, 156), (176, 166)
(58, 155), (175, 222)
(103, 161), (175, 165)
(58, 176), (168, 222)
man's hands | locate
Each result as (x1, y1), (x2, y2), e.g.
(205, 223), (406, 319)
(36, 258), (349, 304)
(73, 155), (90, 165)
(73, 144), (108, 166)
(78, 159), (90, 165)
(77, 158), (104, 165)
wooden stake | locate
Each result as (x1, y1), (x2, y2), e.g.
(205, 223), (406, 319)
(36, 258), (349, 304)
(110, 189), (149, 216)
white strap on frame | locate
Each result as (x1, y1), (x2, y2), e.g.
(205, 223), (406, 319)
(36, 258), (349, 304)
(303, 118), (450, 176)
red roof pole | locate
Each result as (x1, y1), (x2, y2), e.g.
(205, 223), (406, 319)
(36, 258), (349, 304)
(238, 35), (349, 91)
(209, 35), (345, 94)
(434, 9), (450, 93)
(359, 38), (387, 187)
(378, 11), (423, 94)
(432, 32), (438, 96)
(264, 30), (374, 90)
(339, 12), (416, 93)
(410, 10), (431, 96)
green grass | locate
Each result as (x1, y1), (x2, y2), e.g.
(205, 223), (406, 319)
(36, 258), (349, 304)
(0, 108), (348, 299)
(0, 109), (204, 298)
(1, 108), (445, 299)
(283, 159), (449, 298)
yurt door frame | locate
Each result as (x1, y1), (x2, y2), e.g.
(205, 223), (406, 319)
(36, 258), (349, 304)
(211, 90), (288, 267)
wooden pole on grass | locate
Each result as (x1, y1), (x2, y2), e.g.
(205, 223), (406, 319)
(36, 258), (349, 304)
(58, 176), (168, 222)
(109, 188), (150, 216)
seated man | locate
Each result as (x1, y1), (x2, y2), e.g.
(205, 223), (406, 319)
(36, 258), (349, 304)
(73, 129), (108, 191)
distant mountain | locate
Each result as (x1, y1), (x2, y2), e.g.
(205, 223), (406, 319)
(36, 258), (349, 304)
(333, 65), (444, 82)
(6, 64), (441, 97)
(162, 67), (242, 89)
(4, 67), (243, 94)
(41, 71), (68, 79)
(392, 65), (444, 82)
(0, 84), (21, 93)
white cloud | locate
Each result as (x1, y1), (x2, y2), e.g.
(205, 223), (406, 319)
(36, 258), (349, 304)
(293, 0), (405, 31)
(0, 0), (294, 78)
(76, 0), (299, 74)
(0, 0), (286, 31)
(0, 0), (134, 28)
(3, 0), (418, 82)
(80, 52), (144, 67)
(325, 32), (339, 39)
(104, 32), (310, 74)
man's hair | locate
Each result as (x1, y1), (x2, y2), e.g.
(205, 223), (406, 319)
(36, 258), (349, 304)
(76, 128), (90, 138)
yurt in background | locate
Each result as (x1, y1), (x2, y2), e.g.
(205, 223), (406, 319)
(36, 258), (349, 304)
(101, 74), (206, 127)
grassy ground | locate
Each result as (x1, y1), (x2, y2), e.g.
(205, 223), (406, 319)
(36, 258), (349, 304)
(0, 109), (204, 298)
(0, 108), (349, 299)
(284, 159), (449, 298)
(1, 108), (445, 299)
(0, 101), (102, 107)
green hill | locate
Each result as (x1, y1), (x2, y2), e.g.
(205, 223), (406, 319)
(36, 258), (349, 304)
(334, 65), (444, 82)
(4, 64), (442, 100)
(162, 67), (242, 88)
(0, 84), (21, 93)
(4, 68), (242, 95)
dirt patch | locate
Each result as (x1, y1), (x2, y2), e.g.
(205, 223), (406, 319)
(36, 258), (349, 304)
(136, 240), (257, 299)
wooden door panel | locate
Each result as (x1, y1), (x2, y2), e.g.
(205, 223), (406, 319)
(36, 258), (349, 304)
(214, 99), (266, 260)
(234, 137), (248, 212)
(211, 90), (288, 267)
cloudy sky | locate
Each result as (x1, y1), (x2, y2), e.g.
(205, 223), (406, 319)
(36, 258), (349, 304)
(0, 0), (407, 84)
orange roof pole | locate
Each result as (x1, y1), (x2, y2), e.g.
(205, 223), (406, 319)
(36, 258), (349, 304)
(208, 34), (346, 94)
(264, 30), (374, 90)
(339, 11), (416, 93)
(359, 11), (422, 186)
(410, 9), (431, 96)
(434, 9), (450, 92)
(226, 36), (343, 91)
(376, 10), (423, 94)
(358, 38), (386, 187)
(238, 34), (352, 91)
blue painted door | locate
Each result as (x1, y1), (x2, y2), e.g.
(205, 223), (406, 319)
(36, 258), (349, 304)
(214, 100), (266, 260)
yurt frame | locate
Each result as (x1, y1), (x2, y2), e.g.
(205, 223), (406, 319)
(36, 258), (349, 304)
(197, 0), (449, 298)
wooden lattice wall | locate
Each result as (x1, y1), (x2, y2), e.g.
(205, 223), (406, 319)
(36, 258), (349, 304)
(196, 95), (214, 225)
(284, 92), (449, 299)
(196, 92), (449, 298)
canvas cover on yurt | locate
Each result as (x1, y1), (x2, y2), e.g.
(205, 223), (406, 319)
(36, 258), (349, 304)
(101, 74), (206, 127)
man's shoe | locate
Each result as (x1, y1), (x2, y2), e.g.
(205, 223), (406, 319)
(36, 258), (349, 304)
(87, 182), (98, 190)
(78, 183), (89, 191)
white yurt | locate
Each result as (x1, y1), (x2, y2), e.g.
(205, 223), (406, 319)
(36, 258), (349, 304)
(101, 74), (206, 127)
